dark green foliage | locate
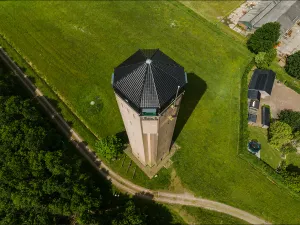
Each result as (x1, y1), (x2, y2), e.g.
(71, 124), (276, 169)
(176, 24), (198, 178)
(285, 51), (300, 79)
(95, 135), (123, 161)
(0, 68), (146, 225)
(278, 109), (300, 133)
(111, 201), (145, 225)
(0, 93), (103, 224)
(247, 22), (281, 54)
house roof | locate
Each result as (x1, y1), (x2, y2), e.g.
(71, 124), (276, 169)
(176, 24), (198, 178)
(112, 49), (187, 113)
(249, 69), (275, 95)
(248, 99), (260, 110)
(248, 114), (257, 123)
(248, 89), (261, 100)
(239, 0), (300, 33)
(261, 106), (271, 127)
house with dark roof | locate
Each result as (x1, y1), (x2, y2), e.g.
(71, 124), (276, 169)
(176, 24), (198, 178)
(238, 0), (300, 34)
(248, 69), (275, 98)
(247, 69), (275, 125)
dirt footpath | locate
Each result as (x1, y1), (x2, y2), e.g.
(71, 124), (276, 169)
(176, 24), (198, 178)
(261, 80), (300, 118)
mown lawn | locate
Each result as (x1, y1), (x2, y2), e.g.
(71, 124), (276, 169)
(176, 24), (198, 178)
(248, 126), (282, 169)
(181, 1), (244, 22)
(1, 1), (300, 224)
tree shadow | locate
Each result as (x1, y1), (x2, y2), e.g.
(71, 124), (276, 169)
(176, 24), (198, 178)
(286, 164), (300, 174)
(173, 72), (207, 141)
(133, 192), (182, 225)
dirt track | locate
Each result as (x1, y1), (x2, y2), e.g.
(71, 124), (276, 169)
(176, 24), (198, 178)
(0, 48), (271, 225)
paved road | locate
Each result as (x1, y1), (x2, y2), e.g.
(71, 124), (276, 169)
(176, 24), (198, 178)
(0, 48), (271, 225)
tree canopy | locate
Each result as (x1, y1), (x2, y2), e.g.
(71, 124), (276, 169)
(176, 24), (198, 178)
(278, 109), (300, 133)
(247, 22), (281, 54)
(0, 67), (148, 225)
(285, 51), (300, 79)
(269, 121), (293, 150)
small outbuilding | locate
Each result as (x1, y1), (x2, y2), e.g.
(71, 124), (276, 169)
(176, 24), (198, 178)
(248, 89), (261, 101)
(248, 114), (257, 125)
(261, 106), (271, 129)
(248, 69), (275, 98)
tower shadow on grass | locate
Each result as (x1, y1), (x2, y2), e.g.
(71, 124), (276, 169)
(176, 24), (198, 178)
(173, 73), (207, 141)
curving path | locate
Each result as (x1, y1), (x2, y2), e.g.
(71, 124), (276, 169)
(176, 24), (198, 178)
(0, 48), (270, 225)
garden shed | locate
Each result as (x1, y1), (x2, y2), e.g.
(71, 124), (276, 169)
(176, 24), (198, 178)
(261, 106), (271, 129)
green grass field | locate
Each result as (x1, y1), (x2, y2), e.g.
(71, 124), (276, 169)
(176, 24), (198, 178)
(1, 1), (300, 223)
(181, 1), (244, 22)
(249, 126), (282, 169)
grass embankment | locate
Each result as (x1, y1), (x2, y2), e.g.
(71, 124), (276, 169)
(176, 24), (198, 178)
(1, 1), (300, 223)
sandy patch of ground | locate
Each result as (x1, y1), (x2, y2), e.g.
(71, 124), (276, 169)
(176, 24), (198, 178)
(261, 80), (300, 118)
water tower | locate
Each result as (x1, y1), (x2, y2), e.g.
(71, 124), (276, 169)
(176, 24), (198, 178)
(112, 49), (187, 167)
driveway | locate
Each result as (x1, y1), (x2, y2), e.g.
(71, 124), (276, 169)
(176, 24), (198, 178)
(261, 80), (300, 118)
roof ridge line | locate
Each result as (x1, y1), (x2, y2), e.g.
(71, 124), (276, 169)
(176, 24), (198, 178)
(152, 62), (180, 82)
(148, 64), (160, 107)
(138, 63), (151, 108)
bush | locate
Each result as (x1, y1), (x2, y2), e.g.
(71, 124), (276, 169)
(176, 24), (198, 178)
(247, 22), (281, 54)
(281, 143), (297, 154)
(269, 121), (293, 150)
(255, 49), (277, 69)
(278, 109), (300, 132)
(285, 51), (300, 79)
(95, 135), (123, 161)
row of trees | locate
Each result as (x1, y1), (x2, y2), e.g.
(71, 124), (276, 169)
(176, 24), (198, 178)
(0, 66), (147, 224)
(247, 22), (280, 70)
(269, 110), (300, 154)
(247, 22), (300, 79)
(268, 110), (300, 193)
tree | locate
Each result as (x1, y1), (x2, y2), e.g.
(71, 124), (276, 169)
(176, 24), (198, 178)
(112, 201), (145, 225)
(247, 22), (281, 54)
(278, 109), (300, 132)
(285, 51), (300, 79)
(281, 143), (297, 154)
(269, 121), (293, 150)
(255, 49), (277, 69)
(95, 135), (123, 161)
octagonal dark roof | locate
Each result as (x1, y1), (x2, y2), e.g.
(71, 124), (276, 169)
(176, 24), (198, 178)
(112, 49), (187, 113)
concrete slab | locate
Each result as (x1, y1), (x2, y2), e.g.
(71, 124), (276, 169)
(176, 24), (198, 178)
(124, 143), (180, 179)
(278, 21), (300, 56)
(260, 80), (300, 118)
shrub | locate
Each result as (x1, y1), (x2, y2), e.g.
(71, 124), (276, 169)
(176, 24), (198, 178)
(247, 22), (281, 54)
(95, 135), (123, 161)
(278, 109), (300, 132)
(281, 143), (297, 154)
(255, 49), (277, 69)
(269, 121), (293, 150)
(285, 51), (300, 79)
